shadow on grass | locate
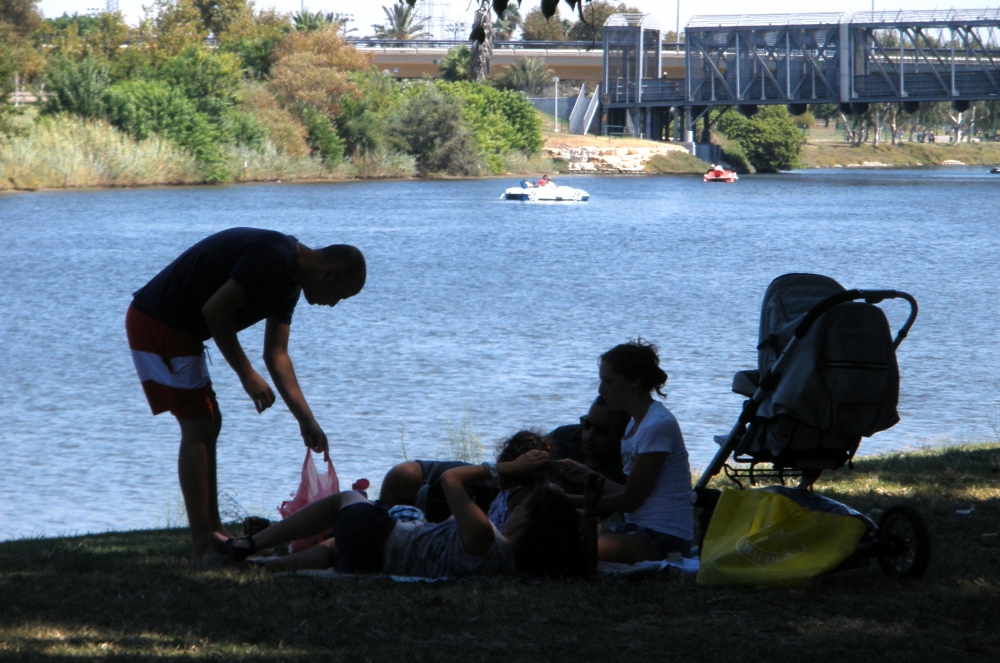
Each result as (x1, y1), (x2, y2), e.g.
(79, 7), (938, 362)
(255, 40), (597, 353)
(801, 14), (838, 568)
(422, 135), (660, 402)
(2, 444), (999, 661)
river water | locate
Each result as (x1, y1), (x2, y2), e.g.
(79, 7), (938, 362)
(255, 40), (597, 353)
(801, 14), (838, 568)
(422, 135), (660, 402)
(2, 168), (998, 541)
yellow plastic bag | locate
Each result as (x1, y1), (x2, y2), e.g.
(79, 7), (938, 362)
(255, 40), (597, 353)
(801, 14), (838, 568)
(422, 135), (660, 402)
(697, 488), (866, 586)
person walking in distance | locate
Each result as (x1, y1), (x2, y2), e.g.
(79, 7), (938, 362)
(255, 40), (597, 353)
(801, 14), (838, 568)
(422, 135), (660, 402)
(126, 228), (366, 567)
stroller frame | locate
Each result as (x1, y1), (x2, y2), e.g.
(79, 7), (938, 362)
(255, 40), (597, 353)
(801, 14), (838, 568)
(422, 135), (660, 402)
(691, 277), (929, 579)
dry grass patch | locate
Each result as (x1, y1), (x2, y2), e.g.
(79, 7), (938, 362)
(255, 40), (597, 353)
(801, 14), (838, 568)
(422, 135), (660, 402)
(644, 151), (710, 174)
(800, 141), (1000, 168)
(0, 117), (201, 190)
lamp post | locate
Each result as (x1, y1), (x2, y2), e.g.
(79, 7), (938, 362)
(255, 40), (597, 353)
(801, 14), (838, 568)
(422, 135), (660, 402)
(676, 0), (681, 53)
(554, 77), (560, 132)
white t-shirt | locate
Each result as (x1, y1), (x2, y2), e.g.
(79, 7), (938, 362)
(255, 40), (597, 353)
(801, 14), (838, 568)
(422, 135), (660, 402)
(620, 401), (694, 541)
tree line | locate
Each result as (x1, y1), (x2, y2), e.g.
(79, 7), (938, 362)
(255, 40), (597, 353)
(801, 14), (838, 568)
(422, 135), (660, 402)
(0, 0), (545, 183)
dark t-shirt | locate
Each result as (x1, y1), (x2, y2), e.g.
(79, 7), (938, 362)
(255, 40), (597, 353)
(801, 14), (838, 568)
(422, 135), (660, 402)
(547, 424), (627, 488)
(131, 228), (301, 341)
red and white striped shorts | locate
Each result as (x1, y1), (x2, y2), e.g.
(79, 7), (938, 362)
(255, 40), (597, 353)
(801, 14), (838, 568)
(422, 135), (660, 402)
(126, 305), (217, 419)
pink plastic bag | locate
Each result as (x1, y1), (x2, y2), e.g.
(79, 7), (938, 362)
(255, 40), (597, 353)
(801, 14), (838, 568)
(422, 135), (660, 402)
(279, 450), (340, 553)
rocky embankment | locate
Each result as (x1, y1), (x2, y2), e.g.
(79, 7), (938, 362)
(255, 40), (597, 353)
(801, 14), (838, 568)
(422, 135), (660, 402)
(544, 144), (692, 172)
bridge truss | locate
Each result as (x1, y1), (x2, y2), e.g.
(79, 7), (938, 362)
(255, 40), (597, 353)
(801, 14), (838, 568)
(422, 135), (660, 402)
(684, 8), (1000, 109)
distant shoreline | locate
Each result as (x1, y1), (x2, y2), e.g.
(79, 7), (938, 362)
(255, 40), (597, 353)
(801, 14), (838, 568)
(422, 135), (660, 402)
(4, 133), (999, 194)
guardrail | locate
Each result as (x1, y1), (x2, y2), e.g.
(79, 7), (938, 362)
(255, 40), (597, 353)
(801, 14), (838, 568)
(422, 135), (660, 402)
(347, 38), (684, 51)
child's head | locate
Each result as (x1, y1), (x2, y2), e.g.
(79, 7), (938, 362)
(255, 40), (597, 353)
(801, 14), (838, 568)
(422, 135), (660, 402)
(504, 484), (586, 578)
(496, 430), (550, 490)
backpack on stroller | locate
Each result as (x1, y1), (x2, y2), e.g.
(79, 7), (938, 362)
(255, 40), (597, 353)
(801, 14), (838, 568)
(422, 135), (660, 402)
(692, 274), (930, 580)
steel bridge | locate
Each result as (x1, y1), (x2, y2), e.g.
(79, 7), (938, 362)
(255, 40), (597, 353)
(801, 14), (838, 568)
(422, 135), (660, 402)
(601, 8), (1000, 140)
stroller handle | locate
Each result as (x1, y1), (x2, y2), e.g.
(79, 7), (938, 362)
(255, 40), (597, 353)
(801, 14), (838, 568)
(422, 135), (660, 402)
(795, 289), (918, 350)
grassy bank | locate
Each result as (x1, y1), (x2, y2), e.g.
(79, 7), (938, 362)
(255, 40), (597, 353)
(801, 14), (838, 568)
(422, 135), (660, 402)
(2, 443), (998, 661)
(800, 139), (1000, 168)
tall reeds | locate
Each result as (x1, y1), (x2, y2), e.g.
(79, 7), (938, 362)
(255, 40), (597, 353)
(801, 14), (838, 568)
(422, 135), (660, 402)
(0, 116), (201, 190)
(224, 144), (330, 183)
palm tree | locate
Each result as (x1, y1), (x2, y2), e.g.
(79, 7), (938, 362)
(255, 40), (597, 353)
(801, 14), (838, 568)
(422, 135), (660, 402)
(292, 11), (356, 34)
(372, 2), (430, 40)
(493, 3), (522, 40)
(493, 57), (553, 96)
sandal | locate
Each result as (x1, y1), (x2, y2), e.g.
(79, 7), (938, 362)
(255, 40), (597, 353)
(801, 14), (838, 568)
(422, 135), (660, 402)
(223, 535), (257, 561)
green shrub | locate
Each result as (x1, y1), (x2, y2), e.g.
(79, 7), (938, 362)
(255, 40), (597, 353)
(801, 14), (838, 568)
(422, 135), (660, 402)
(716, 105), (804, 172)
(391, 86), (482, 176)
(43, 57), (110, 118)
(153, 46), (242, 118)
(434, 81), (543, 173)
(220, 108), (267, 150)
(104, 80), (228, 182)
(720, 143), (753, 174)
(334, 70), (403, 154)
(301, 105), (345, 164)
(223, 36), (282, 80)
(0, 105), (36, 138)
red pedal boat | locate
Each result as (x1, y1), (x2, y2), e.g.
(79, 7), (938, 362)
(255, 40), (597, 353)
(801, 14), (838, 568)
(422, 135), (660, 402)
(704, 167), (739, 183)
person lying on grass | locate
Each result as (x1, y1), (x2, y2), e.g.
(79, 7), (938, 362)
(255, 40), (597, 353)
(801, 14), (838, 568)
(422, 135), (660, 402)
(216, 444), (601, 578)
(558, 340), (695, 564)
(379, 402), (628, 529)
(378, 431), (549, 530)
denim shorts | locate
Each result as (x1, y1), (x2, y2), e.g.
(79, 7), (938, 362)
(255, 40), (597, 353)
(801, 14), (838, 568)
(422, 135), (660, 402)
(329, 502), (397, 574)
(604, 522), (692, 559)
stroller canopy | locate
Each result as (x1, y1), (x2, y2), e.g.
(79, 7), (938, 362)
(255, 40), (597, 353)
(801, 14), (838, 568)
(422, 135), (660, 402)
(755, 273), (900, 440)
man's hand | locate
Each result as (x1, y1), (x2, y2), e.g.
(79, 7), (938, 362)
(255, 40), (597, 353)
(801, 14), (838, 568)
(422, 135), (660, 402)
(556, 458), (594, 484)
(299, 417), (329, 459)
(499, 449), (551, 478)
(240, 370), (276, 413)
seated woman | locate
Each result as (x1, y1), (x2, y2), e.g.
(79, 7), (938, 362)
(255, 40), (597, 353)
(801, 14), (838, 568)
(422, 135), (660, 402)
(559, 340), (694, 563)
(217, 441), (594, 579)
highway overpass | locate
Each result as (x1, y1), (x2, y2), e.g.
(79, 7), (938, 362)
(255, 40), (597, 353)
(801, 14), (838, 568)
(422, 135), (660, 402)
(348, 39), (686, 81)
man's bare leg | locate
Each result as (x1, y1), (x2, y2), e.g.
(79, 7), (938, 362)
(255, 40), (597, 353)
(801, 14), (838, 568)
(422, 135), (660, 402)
(204, 408), (227, 536)
(178, 416), (223, 567)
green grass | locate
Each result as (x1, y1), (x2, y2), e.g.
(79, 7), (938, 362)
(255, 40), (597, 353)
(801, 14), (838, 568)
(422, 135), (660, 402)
(2, 443), (999, 661)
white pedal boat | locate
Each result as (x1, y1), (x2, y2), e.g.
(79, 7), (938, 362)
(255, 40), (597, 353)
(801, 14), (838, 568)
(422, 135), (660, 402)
(502, 185), (590, 202)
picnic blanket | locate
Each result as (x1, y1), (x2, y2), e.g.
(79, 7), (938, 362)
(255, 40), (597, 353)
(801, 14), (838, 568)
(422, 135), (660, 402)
(282, 556), (699, 582)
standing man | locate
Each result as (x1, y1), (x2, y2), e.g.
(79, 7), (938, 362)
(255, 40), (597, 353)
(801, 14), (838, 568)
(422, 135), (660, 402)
(126, 228), (365, 567)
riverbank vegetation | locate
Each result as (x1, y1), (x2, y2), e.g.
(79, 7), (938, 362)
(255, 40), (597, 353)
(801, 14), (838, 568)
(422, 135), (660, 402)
(0, 1), (551, 191)
(1, 442), (997, 660)
(713, 100), (1000, 172)
(800, 139), (1000, 169)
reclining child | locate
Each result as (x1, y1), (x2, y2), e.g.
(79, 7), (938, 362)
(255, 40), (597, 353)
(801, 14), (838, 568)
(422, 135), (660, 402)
(378, 403), (627, 529)
(216, 436), (599, 578)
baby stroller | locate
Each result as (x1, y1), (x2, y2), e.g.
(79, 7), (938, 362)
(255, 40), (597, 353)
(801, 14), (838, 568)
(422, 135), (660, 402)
(692, 273), (930, 580)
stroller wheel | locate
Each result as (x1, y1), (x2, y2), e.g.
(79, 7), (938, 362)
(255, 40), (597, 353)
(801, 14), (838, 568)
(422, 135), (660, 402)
(876, 505), (930, 579)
